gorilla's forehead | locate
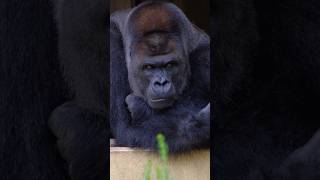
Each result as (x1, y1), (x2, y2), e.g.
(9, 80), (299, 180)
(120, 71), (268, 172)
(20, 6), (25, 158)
(132, 37), (177, 57)
(128, 3), (179, 35)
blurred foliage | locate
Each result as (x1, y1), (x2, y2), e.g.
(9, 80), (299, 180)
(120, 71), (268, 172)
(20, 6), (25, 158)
(143, 133), (171, 180)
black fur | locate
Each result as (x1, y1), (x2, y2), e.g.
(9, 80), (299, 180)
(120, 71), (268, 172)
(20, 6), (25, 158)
(0, 0), (108, 180)
(49, 0), (108, 179)
(213, 0), (320, 179)
(0, 1), (68, 180)
(110, 1), (210, 152)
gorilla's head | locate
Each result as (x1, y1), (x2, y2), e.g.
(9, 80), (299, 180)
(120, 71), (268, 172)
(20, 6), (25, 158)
(124, 2), (196, 109)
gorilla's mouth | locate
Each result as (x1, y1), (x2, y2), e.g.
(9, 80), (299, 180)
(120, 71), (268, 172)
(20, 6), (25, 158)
(151, 98), (169, 102)
(149, 98), (175, 109)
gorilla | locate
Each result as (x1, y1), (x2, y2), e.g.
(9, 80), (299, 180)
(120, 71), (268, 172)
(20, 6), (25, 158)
(110, 1), (211, 152)
(213, 0), (320, 179)
(0, 0), (107, 180)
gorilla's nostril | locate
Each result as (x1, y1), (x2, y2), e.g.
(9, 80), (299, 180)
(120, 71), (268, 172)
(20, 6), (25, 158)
(162, 80), (168, 86)
(154, 78), (168, 86)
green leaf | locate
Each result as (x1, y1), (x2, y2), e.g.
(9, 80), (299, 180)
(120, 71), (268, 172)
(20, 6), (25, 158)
(143, 160), (152, 180)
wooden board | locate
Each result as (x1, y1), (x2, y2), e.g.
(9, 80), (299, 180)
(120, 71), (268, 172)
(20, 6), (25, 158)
(110, 139), (210, 180)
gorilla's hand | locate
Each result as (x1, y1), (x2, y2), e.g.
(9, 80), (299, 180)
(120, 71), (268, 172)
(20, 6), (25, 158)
(49, 102), (107, 180)
(276, 130), (320, 180)
(178, 103), (211, 141)
(125, 94), (151, 125)
(195, 103), (210, 126)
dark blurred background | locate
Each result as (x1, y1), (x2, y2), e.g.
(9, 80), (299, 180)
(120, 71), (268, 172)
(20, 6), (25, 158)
(110, 0), (210, 32)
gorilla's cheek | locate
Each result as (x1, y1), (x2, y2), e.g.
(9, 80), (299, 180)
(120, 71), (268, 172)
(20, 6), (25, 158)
(135, 74), (149, 96)
(173, 68), (189, 94)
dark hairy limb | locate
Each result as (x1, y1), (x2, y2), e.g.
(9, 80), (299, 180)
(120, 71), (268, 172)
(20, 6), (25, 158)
(50, 0), (108, 179)
(123, 93), (210, 152)
(49, 102), (108, 180)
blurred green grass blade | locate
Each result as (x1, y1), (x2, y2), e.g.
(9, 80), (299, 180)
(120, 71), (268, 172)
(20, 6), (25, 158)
(144, 160), (152, 180)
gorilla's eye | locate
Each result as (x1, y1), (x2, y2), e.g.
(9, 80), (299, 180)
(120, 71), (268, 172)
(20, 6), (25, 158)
(165, 61), (178, 68)
(143, 64), (155, 70)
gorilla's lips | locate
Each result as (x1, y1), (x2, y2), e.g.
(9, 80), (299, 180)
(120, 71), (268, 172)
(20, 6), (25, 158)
(151, 98), (168, 102)
(149, 97), (175, 109)
(147, 84), (176, 109)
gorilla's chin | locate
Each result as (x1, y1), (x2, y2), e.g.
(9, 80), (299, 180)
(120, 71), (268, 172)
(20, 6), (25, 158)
(148, 98), (175, 109)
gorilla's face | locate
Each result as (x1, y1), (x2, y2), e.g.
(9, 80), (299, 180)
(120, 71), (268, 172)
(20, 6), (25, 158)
(128, 32), (190, 109)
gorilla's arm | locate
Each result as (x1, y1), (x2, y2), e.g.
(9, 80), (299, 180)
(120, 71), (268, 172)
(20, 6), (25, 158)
(273, 130), (320, 180)
(120, 94), (210, 152)
(116, 114), (210, 152)
(53, 0), (107, 109)
(49, 0), (108, 179)
(213, 0), (320, 179)
(49, 102), (107, 180)
(125, 94), (210, 128)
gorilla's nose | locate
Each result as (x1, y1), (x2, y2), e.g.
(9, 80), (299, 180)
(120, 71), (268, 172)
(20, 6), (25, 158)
(154, 77), (168, 86)
(152, 77), (171, 94)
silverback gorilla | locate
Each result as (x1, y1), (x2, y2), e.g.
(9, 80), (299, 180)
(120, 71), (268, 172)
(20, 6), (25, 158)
(0, 0), (107, 180)
(110, 1), (211, 152)
(213, 0), (320, 179)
